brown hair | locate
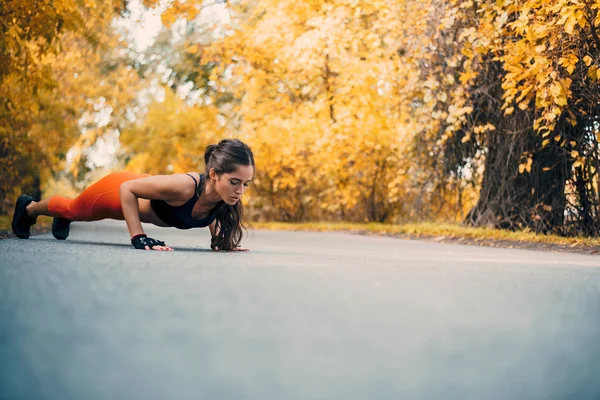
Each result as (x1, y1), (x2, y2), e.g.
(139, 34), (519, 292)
(202, 139), (255, 250)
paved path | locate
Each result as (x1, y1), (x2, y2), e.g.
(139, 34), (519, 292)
(1, 220), (599, 400)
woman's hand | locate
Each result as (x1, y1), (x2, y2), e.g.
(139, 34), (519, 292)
(131, 234), (174, 251)
(211, 246), (249, 252)
(145, 244), (174, 251)
(232, 247), (249, 252)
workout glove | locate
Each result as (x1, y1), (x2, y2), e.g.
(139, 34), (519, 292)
(131, 234), (166, 250)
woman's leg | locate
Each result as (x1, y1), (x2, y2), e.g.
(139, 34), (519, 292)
(26, 171), (150, 222)
(25, 198), (51, 218)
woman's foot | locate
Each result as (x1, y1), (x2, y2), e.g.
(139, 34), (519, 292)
(52, 217), (71, 240)
(11, 195), (38, 239)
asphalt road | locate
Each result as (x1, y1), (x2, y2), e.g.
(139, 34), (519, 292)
(1, 220), (599, 400)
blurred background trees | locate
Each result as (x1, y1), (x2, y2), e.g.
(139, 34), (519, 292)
(0, 0), (140, 211)
(2, 0), (599, 236)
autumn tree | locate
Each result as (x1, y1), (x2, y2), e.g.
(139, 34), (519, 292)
(8, 0), (595, 237)
(0, 0), (137, 212)
(124, 0), (600, 234)
(184, 0), (433, 222)
(421, 0), (600, 235)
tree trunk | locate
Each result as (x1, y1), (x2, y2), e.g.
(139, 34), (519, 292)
(464, 62), (569, 233)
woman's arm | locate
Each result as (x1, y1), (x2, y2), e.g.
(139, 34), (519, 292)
(209, 219), (219, 250)
(208, 219), (219, 238)
(119, 185), (145, 238)
(119, 174), (194, 250)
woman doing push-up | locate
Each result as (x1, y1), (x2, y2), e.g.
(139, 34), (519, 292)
(11, 139), (255, 251)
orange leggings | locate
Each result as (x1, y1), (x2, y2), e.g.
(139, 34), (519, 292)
(48, 171), (151, 221)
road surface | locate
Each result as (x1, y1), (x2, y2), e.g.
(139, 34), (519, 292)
(1, 220), (599, 400)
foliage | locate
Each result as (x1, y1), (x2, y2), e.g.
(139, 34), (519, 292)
(421, 0), (600, 234)
(120, 86), (222, 173)
(3, 0), (599, 237)
(0, 0), (137, 212)
(191, 0), (444, 222)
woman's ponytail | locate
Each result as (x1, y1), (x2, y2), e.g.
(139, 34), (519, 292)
(204, 144), (217, 165)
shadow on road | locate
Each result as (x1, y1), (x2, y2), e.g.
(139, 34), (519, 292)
(31, 238), (215, 252)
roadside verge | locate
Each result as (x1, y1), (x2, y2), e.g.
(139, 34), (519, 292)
(249, 222), (600, 255)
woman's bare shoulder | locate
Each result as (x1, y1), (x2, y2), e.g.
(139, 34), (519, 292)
(185, 172), (202, 180)
(122, 173), (196, 201)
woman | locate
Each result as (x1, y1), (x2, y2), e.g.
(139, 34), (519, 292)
(11, 139), (255, 251)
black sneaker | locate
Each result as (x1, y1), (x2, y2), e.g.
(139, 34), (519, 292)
(52, 217), (71, 240)
(11, 195), (37, 239)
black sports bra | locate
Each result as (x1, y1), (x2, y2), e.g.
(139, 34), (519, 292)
(150, 173), (219, 230)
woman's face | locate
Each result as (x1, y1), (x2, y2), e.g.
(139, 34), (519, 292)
(210, 164), (254, 205)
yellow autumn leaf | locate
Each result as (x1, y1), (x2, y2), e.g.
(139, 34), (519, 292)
(564, 15), (577, 35)
(588, 65), (599, 81)
(459, 70), (477, 84)
(555, 93), (569, 106)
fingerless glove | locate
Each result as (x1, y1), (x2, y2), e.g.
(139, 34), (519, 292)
(131, 234), (166, 250)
